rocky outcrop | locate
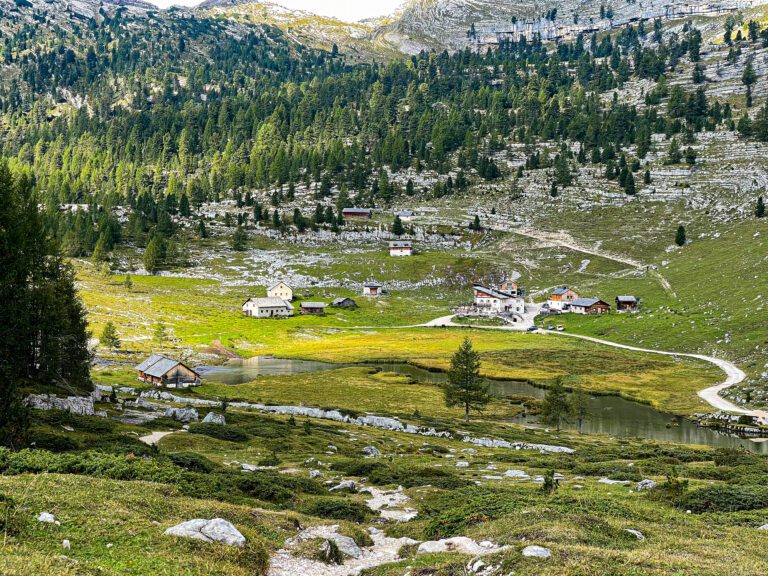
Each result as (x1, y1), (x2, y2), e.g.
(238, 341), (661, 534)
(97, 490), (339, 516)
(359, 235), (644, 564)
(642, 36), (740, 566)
(417, 537), (508, 556)
(202, 412), (226, 425)
(164, 407), (199, 423)
(164, 518), (245, 547)
(25, 394), (95, 416)
(461, 435), (575, 454)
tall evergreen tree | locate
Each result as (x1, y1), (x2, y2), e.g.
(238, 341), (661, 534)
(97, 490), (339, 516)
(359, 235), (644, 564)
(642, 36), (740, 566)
(540, 378), (572, 431)
(444, 338), (490, 420)
(391, 215), (405, 236)
(675, 225), (687, 246)
(756, 196), (765, 218)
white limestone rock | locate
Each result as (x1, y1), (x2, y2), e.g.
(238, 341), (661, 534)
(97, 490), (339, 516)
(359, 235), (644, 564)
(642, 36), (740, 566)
(522, 545), (552, 558)
(202, 412), (226, 425)
(164, 518), (245, 547)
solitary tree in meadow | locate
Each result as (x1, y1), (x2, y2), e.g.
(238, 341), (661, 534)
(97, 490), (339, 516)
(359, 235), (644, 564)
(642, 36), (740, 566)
(756, 196), (765, 218)
(540, 378), (572, 432)
(444, 338), (490, 421)
(100, 321), (121, 350)
(570, 388), (590, 434)
(391, 215), (405, 236)
(675, 225), (687, 247)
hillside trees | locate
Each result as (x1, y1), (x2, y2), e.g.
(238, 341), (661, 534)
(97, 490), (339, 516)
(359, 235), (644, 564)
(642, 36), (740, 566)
(0, 162), (91, 448)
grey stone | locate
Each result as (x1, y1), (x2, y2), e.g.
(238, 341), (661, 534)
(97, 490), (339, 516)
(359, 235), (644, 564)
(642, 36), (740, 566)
(521, 545), (551, 558)
(624, 529), (645, 541)
(362, 445), (381, 457)
(37, 512), (56, 524)
(164, 518), (245, 547)
(636, 479), (657, 491)
(25, 394), (94, 416)
(164, 407), (199, 423)
(202, 412), (226, 425)
(309, 469), (323, 479)
(329, 480), (356, 493)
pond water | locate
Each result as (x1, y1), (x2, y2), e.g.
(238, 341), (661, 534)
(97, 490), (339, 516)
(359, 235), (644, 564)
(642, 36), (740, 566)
(200, 357), (768, 453)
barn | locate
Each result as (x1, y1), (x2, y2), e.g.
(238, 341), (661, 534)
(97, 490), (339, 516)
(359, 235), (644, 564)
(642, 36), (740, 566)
(569, 298), (611, 315)
(342, 208), (373, 219)
(136, 355), (201, 388)
(300, 302), (328, 315)
(389, 241), (413, 257)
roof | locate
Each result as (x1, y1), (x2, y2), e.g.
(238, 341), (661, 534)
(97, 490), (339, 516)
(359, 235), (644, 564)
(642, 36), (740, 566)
(551, 287), (573, 296)
(332, 297), (356, 305)
(616, 295), (638, 303)
(397, 210), (415, 217)
(474, 285), (516, 300)
(342, 208), (372, 215)
(300, 302), (327, 308)
(137, 354), (199, 379)
(268, 282), (291, 291)
(364, 281), (383, 288)
(245, 297), (292, 308)
(136, 354), (165, 373)
(570, 298), (607, 308)
(389, 241), (412, 248)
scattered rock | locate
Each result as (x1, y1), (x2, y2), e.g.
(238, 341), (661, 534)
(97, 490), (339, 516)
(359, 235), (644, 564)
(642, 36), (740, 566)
(362, 446), (381, 458)
(25, 394), (95, 416)
(329, 480), (356, 493)
(288, 525), (362, 559)
(202, 412), (226, 425)
(62, 540), (71, 550)
(327, 444), (338, 453)
(164, 518), (245, 547)
(456, 461), (470, 468)
(521, 545), (551, 558)
(164, 407), (199, 423)
(505, 469), (531, 479)
(417, 537), (507, 556)
(636, 479), (657, 491)
(758, 524), (768, 530)
(624, 529), (645, 541)
(37, 512), (57, 524)
(598, 478), (633, 486)
(309, 469), (323, 479)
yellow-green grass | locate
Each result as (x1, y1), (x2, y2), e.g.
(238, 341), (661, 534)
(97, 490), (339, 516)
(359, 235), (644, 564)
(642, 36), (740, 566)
(0, 474), (285, 575)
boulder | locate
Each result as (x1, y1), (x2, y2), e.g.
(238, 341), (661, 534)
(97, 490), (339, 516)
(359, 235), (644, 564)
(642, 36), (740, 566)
(417, 537), (507, 556)
(202, 412), (226, 425)
(164, 518), (245, 547)
(329, 480), (356, 493)
(624, 529), (645, 541)
(636, 479), (657, 491)
(521, 545), (551, 558)
(37, 512), (57, 524)
(309, 469), (323, 479)
(164, 407), (199, 423)
(505, 469), (530, 479)
(362, 446), (381, 457)
(25, 394), (94, 416)
(758, 524), (768, 530)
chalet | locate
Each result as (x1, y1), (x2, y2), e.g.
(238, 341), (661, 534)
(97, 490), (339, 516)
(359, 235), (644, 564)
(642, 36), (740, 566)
(499, 279), (519, 296)
(332, 297), (357, 309)
(569, 298), (611, 315)
(616, 295), (639, 312)
(136, 354), (200, 388)
(300, 302), (327, 315)
(396, 210), (416, 222)
(389, 241), (413, 257)
(267, 282), (293, 302)
(363, 280), (384, 297)
(342, 208), (373, 219)
(242, 297), (294, 318)
(473, 285), (525, 315)
(547, 287), (579, 311)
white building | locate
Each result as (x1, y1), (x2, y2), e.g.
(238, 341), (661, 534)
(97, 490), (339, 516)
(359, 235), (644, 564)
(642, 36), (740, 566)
(242, 297), (294, 318)
(389, 241), (413, 257)
(267, 282), (293, 301)
(473, 285), (525, 315)
(546, 287), (579, 311)
(363, 280), (384, 297)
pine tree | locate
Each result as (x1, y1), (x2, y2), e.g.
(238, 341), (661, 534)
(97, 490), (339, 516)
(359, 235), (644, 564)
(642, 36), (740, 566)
(124, 274), (133, 291)
(197, 219), (208, 239)
(231, 226), (248, 251)
(100, 321), (121, 350)
(144, 236), (163, 274)
(570, 388), (590, 434)
(540, 379), (572, 431)
(644, 170), (652, 185)
(675, 225), (687, 247)
(443, 338), (490, 420)
(665, 138), (682, 165)
(624, 171), (636, 195)
(743, 60), (757, 107)
(153, 322), (168, 345)
(391, 215), (405, 236)
(756, 196), (766, 218)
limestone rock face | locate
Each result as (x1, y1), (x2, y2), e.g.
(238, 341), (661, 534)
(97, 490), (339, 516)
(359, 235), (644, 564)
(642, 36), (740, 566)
(202, 412), (226, 425)
(164, 518), (245, 547)
(164, 407), (199, 423)
(25, 394), (95, 416)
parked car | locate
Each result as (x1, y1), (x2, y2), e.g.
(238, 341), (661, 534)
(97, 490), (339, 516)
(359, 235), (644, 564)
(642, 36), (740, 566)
(556, 325), (565, 332)
(547, 324), (554, 330)
(527, 326), (538, 332)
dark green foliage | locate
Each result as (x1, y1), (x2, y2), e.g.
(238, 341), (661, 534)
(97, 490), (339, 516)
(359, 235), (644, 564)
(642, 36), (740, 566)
(300, 498), (372, 523)
(539, 378), (572, 431)
(319, 539), (344, 565)
(189, 423), (249, 442)
(391, 215), (404, 236)
(675, 225), (687, 247)
(27, 431), (81, 452)
(444, 337), (490, 420)
(368, 466), (471, 489)
(756, 196), (765, 218)
(230, 226), (248, 251)
(167, 451), (217, 473)
(679, 484), (768, 513)
(100, 321), (121, 350)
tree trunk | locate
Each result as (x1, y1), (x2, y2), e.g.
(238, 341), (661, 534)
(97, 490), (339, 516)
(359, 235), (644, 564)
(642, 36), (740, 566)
(465, 403), (470, 421)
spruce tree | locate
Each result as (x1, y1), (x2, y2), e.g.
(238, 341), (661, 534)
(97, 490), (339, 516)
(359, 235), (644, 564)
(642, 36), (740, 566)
(675, 225), (687, 247)
(144, 236), (163, 274)
(756, 196), (766, 218)
(231, 226), (248, 251)
(100, 321), (121, 350)
(391, 215), (405, 236)
(571, 388), (590, 434)
(540, 379), (572, 431)
(444, 338), (490, 420)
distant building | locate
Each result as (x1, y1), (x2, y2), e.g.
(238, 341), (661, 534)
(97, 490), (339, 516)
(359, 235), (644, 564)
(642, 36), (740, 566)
(547, 287), (579, 311)
(615, 295), (639, 312)
(136, 354), (200, 388)
(267, 282), (293, 302)
(242, 297), (294, 318)
(332, 297), (357, 308)
(473, 285), (525, 315)
(396, 210), (416, 222)
(300, 302), (327, 315)
(363, 280), (384, 297)
(499, 279), (519, 296)
(342, 208), (373, 219)
(569, 298), (611, 315)
(389, 240), (413, 257)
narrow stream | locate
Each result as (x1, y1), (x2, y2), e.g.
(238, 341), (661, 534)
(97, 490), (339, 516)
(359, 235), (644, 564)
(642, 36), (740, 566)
(198, 357), (768, 453)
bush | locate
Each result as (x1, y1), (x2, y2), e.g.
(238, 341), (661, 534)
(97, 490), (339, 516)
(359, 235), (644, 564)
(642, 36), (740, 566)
(714, 448), (760, 468)
(168, 452), (216, 473)
(0, 494), (18, 534)
(189, 423), (249, 442)
(368, 466), (471, 489)
(678, 485), (768, 513)
(330, 459), (385, 477)
(301, 498), (372, 523)
(28, 431), (81, 452)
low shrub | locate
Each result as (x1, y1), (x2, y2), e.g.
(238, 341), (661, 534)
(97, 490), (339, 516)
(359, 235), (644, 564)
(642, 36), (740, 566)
(368, 466), (471, 489)
(167, 452), (217, 473)
(300, 498), (372, 523)
(28, 431), (81, 452)
(189, 423), (249, 442)
(678, 485), (768, 513)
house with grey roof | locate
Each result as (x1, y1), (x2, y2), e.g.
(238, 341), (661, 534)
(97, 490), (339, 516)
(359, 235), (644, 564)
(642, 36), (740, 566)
(136, 355), (201, 388)
(569, 298), (611, 315)
(242, 297), (294, 318)
(300, 302), (328, 315)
